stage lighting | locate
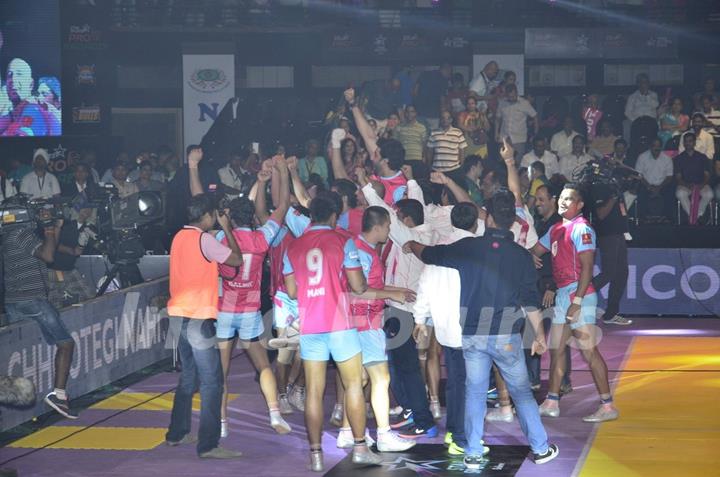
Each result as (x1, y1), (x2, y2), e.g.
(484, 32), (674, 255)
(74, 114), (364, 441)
(110, 191), (165, 230)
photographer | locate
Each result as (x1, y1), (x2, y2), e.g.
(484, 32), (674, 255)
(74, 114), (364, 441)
(589, 166), (633, 326)
(47, 206), (96, 309)
(2, 210), (78, 419)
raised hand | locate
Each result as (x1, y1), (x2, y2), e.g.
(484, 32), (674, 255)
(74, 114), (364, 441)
(188, 147), (203, 168)
(500, 137), (514, 163)
(257, 169), (272, 183)
(344, 88), (356, 105)
(430, 171), (448, 185)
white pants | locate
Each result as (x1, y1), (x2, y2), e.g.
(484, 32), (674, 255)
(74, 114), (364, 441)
(676, 185), (713, 216)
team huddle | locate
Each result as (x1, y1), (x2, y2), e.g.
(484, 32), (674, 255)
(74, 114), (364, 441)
(164, 89), (619, 472)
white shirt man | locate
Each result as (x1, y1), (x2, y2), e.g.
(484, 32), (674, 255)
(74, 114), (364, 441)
(624, 88), (659, 122)
(217, 163), (248, 198)
(497, 95), (537, 148)
(550, 129), (579, 159)
(20, 149), (61, 199)
(635, 148), (674, 187)
(559, 152), (593, 181)
(361, 182), (433, 314)
(0, 177), (17, 202)
(520, 150), (560, 178)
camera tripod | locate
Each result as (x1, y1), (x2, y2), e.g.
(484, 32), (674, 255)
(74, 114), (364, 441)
(96, 259), (144, 297)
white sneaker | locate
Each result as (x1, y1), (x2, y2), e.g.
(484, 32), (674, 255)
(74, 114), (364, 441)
(220, 419), (228, 438)
(389, 405), (403, 417)
(336, 428), (375, 449)
(376, 431), (416, 452)
(270, 411), (292, 434)
(485, 407), (514, 423)
(279, 394), (293, 415)
(288, 386), (305, 412)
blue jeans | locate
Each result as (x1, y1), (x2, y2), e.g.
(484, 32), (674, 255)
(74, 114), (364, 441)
(444, 346), (466, 447)
(463, 334), (549, 457)
(166, 318), (223, 455)
(5, 298), (72, 345)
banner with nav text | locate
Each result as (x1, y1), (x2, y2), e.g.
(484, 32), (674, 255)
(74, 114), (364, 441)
(182, 54), (235, 154)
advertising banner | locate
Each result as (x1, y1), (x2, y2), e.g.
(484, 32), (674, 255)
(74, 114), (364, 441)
(0, 279), (170, 432)
(182, 54), (235, 153)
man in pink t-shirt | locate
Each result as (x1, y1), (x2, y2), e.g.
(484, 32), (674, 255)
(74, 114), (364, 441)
(532, 183), (619, 424)
(283, 192), (381, 472)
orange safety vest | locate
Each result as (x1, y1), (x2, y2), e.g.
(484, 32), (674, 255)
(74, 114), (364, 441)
(167, 227), (220, 319)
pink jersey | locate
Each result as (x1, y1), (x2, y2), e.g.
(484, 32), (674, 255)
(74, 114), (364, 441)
(341, 207), (365, 237)
(351, 235), (386, 332)
(217, 220), (280, 313)
(283, 226), (362, 334)
(539, 214), (596, 292)
(373, 171), (408, 205)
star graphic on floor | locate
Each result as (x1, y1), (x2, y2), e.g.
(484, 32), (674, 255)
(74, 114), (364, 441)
(381, 456), (449, 474)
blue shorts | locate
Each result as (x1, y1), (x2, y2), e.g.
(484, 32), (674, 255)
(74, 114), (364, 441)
(5, 299), (73, 345)
(300, 329), (361, 362)
(216, 310), (264, 340)
(272, 290), (298, 329)
(554, 283), (598, 330)
(358, 329), (387, 366)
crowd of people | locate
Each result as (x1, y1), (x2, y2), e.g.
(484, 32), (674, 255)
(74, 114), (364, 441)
(4, 60), (719, 472)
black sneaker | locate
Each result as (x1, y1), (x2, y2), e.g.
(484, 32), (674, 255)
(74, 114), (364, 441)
(44, 392), (79, 419)
(533, 444), (559, 464)
(398, 424), (438, 439)
(463, 455), (485, 470)
(390, 409), (414, 429)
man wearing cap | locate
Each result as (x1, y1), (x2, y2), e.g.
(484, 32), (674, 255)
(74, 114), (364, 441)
(20, 149), (61, 199)
(0, 58), (59, 137)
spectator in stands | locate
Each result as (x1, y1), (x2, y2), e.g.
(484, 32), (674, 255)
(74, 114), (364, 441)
(713, 157), (720, 203)
(526, 161), (550, 210)
(297, 139), (328, 185)
(80, 149), (101, 184)
(496, 84), (538, 160)
(680, 113), (715, 160)
(624, 73), (659, 139)
(468, 60), (499, 113)
(218, 150), (253, 198)
(395, 105), (428, 163)
(109, 161), (139, 199)
(559, 135), (593, 182)
(582, 94), (603, 142)
(693, 78), (719, 111)
(165, 153), (180, 182)
(135, 160), (166, 192)
(443, 72), (469, 115)
(414, 63), (452, 129)
(427, 110), (467, 179)
(101, 151), (130, 184)
(494, 71), (517, 105)
(0, 166), (16, 202)
(550, 116), (580, 160)
(462, 155), (484, 207)
(457, 97), (490, 159)
(589, 119), (619, 159)
(675, 133), (713, 225)
(394, 65), (415, 107)
(658, 97), (689, 148)
(698, 94), (720, 144)
(377, 111), (400, 139)
(20, 149), (61, 199)
(7, 156), (32, 188)
(636, 137), (674, 220)
(62, 163), (98, 199)
(521, 137), (559, 179)
(363, 78), (402, 120)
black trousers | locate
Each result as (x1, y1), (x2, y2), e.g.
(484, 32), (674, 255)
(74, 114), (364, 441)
(593, 234), (629, 319)
(384, 307), (434, 429)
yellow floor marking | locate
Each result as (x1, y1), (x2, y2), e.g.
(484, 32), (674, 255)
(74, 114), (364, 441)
(579, 337), (720, 477)
(90, 392), (239, 411)
(9, 426), (167, 450)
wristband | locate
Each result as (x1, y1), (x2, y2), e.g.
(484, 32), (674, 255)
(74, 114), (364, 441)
(572, 296), (583, 305)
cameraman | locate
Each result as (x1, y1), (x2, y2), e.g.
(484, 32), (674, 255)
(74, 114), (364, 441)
(47, 206), (96, 309)
(2, 211), (78, 418)
(590, 159), (633, 326)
